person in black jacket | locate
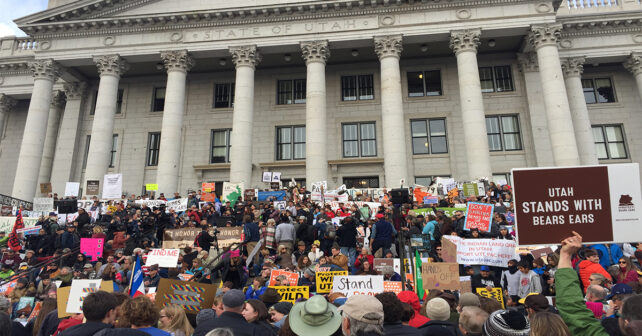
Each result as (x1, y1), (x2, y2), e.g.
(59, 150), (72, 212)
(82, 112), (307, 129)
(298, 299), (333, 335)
(375, 292), (422, 336)
(471, 266), (501, 292)
(295, 217), (315, 248)
(337, 216), (358, 268)
(196, 225), (215, 252)
(193, 289), (258, 336)
(58, 291), (119, 336)
(75, 208), (92, 237)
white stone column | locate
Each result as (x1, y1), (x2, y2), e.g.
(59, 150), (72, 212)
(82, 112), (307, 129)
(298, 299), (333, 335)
(561, 57), (598, 165)
(374, 35), (409, 187)
(51, 82), (87, 194)
(156, 50), (194, 195)
(449, 30), (493, 179)
(228, 46), (261, 186)
(517, 53), (554, 167)
(36, 91), (66, 195)
(528, 25), (580, 166)
(12, 59), (60, 201)
(0, 94), (17, 143)
(84, 55), (128, 193)
(301, 41), (330, 187)
(624, 53), (642, 103)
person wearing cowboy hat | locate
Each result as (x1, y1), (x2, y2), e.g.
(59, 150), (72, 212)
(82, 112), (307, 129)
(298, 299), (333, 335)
(289, 295), (342, 336)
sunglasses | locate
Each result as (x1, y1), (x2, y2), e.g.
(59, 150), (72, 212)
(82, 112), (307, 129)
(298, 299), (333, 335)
(619, 261), (627, 264)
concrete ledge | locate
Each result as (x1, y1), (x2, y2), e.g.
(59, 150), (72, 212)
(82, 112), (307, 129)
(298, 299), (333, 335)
(193, 163), (231, 170)
(259, 161), (305, 168)
(328, 158), (384, 165)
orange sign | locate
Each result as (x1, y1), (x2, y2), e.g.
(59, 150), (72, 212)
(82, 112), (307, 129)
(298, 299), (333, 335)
(383, 281), (403, 294)
(202, 183), (216, 193)
(201, 193), (216, 202)
(268, 269), (300, 286)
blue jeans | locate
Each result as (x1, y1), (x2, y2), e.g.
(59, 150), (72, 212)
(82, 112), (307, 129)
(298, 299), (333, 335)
(341, 247), (357, 268)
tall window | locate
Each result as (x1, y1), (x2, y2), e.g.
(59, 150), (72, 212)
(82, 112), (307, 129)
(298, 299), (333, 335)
(152, 87), (166, 112)
(146, 132), (161, 166)
(415, 176), (452, 186)
(109, 134), (118, 168)
(343, 176), (380, 188)
(91, 89), (124, 115)
(486, 115), (522, 151)
(276, 126), (306, 160)
(82, 135), (91, 169)
(492, 173), (511, 184)
(211, 129), (231, 163)
(213, 83), (234, 108)
(407, 70), (442, 97)
(341, 75), (374, 101)
(479, 66), (514, 93)
(582, 78), (616, 104)
(343, 122), (376, 157)
(411, 119), (448, 154)
(592, 125), (627, 159)
(277, 79), (306, 105)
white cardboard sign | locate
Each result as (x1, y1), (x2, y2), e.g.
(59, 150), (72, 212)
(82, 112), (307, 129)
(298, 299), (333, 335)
(145, 249), (180, 268)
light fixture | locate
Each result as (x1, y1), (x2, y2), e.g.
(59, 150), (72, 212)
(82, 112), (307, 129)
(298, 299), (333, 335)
(420, 44), (428, 52)
(418, 73), (423, 79)
(351, 49), (359, 57)
(219, 58), (227, 66)
(487, 39), (496, 48)
(284, 53), (292, 62)
(155, 63), (164, 70)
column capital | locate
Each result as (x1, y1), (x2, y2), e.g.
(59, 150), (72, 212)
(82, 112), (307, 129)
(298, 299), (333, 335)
(93, 55), (129, 78)
(51, 90), (66, 109)
(62, 82), (88, 100)
(300, 40), (330, 65)
(624, 53), (642, 76)
(229, 45), (262, 69)
(161, 50), (195, 73)
(0, 93), (17, 112)
(528, 24), (562, 50)
(28, 59), (61, 81)
(517, 53), (539, 72)
(449, 29), (481, 55)
(374, 35), (403, 59)
(561, 57), (586, 78)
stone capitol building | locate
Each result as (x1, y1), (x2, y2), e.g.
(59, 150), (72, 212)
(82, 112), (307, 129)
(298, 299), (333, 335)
(0, 0), (641, 200)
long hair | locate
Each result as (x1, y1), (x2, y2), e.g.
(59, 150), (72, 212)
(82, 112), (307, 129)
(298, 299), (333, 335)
(245, 299), (269, 323)
(618, 257), (635, 283)
(160, 304), (194, 336)
(530, 312), (571, 336)
(32, 298), (57, 336)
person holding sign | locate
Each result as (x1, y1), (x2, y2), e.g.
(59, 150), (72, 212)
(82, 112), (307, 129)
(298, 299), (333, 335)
(472, 266), (500, 292)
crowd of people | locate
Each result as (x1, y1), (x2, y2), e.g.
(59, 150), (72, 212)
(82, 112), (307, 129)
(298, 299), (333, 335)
(0, 182), (641, 336)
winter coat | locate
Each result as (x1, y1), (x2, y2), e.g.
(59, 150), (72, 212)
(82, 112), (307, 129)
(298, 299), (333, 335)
(398, 291), (431, 328)
(578, 260), (612, 292)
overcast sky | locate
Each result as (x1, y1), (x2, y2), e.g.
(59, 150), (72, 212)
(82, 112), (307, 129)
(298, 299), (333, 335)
(0, 0), (48, 37)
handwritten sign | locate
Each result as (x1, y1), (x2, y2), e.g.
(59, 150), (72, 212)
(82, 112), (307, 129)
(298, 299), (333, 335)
(316, 271), (348, 293)
(268, 269), (300, 286)
(67, 279), (102, 313)
(155, 279), (218, 314)
(33, 198), (54, 212)
(202, 183), (215, 193)
(80, 238), (104, 262)
(332, 275), (384, 297)
(146, 184), (159, 191)
(271, 286), (309, 303)
(145, 249), (180, 268)
(443, 236), (518, 267)
(423, 196), (439, 205)
(383, 281), (403, 294)
(476, 287), (505, 308)
(464, 202), (494, 232)
(421, 263), (460, 291)
(163, 228), (201, 249)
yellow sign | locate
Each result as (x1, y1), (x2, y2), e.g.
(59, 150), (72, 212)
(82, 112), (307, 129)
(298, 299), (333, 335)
(271, 286), (309, 303)
(146, 184), (159, 191)
(315, 271), (348, 293)
(476, 287), (505, 308)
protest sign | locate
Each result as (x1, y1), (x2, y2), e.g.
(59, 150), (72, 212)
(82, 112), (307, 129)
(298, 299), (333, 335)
(80, 238), (103, 261)
(155, 279), (218, 314)
(102, 174), (122, 199)
(0, 217), (38, 235)
(67, 279), (102, 313)
(17, 225), (41, 235)
(39, 183), (52, 194)
(86, 180), (100, 195)
(262, 172), (273, 183)
(464, 202), (494, 232)
(316, 270), (348, 293)
(383, 281), (403, 294)
(166, 198), (188, 212)
(163, 228), (202, 249)
(531, 247), (554, 260)
(423, 196), (439, 205)
(333, 275), (384, 297)
(274, 201), (286, 210)
(422, 263), (460, 291)
(373, 258), (401, 275)
(201, 193), (216, 202)
(268, 269), (300, 286)
(512, 164), (642, 245)
(64, 182), (80, 197)
(463, 184), (479, 197)
(146, 184), (158, 191)
(440, 237), (457, 263)
(410, 207), (459, 218)
(244, 189), (256, 201)
(202, 183), (216, 193)
(476, 288), (505, 308)
(222, 182), (243, 206)
(33, 198), (53, 212)
(28, 301), (42, 321)
(257, 191), (287, 201)
(145, 249), (180, 268)
(271, 172), (281, 183)
(56, 286), (72, 318)
(16, 297), (35, 316)
(272, 286), (309, 303)
(443, 236), (518, 267)
(217, 227), (243, 248)
(460, 276), (473, 294)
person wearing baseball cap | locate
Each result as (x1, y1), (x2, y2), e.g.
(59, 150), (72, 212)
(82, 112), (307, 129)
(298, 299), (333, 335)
(522, 293), (550, 319)
(338, 295), (385, 336)
(288, 295), (342, 336)
(193, 289), (259, 336)
(472, 265), (500, 292)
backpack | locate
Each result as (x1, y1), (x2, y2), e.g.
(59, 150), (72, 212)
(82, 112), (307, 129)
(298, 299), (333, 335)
(324, 222), (336, 240)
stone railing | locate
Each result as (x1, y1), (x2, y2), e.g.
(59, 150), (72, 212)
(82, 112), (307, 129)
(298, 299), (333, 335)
(0, 37), (37, 58)
(559, 0), (641, 15)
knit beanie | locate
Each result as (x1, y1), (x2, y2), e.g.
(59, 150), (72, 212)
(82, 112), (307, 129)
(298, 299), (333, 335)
(195, 308), (216, 326)
(272, 301), (293, 315)
(425, 298), (451, 321)
(483, 310), (530, 336)
(585, 301), (604, 319)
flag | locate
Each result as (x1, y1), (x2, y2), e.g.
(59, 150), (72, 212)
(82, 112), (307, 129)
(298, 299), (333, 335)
(8, 209), (24, 252)
(414, 249), (424, 299)
(129, 255), (145, 298)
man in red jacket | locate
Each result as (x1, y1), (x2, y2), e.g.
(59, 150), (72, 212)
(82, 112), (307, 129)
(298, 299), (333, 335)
(579, 249), (612, 293)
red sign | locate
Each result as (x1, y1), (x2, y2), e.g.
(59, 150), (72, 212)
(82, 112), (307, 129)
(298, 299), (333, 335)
(268, 270), (300, 287)
(201, 193), (216, 202)
(464, 202), (494, 232)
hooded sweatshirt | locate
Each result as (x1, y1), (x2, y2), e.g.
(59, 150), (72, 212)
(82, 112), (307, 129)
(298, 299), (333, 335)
(397, 290), (431, 328)
(501, 265), (521, 296)
(578, 260), (611, 293)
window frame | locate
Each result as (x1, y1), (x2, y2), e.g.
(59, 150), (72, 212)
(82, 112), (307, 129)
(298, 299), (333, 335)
(90, 88), (124, 115)
(340, 74), (375, 101)
(343, 176), (380, 189)
(478, 65), (514, 93)
(276, 125), (306, 161)
(276, 79), (306, 105)
(213, 83), (235, 109)
(152, 87), (166, 112)
(582, 77), (617, 104)
(146, 132), (161, 166)
(342, 122), (377, 158)
(406, 70), (443, 97)
(109, 134), (118, 168)
(210, 129), (232, 164)
(82, 135), (91, 170)
(592, 124), (628, 160)
(410, 118), (449, 155)
(485, 115), (523, 152)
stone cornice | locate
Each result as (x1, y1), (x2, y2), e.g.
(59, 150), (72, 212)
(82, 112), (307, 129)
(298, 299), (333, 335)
(19, 0), (531, 39)
(0, 62), (31, 76)
(301, 40), (330, 65)
(558, 14), (642, 37)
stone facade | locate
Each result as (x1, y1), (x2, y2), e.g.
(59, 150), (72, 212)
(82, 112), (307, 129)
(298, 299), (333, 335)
(0, 0), (641, 199)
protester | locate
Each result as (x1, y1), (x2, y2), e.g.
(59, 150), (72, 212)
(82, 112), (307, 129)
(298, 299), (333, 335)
(288, 295), (341, 336)
(397, 291), (431, 328)
(375, 292), (421, 336)
(338, 295), (385, 336)
(158, 304), (194, 336)
(58, 291), (119, 336)
(458, 306), (488, 336)
(193, 289), (259, 336)
(418, 298), (459, 335)
(242, 299), (277, 335)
